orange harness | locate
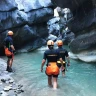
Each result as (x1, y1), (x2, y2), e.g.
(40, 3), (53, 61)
(46, 62), (59, 75)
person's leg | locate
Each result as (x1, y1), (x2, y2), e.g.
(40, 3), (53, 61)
(8, 58), (13, 72)
(9, 58), (13, 68)
(57, 63), (61, 75)
(61, 64), (66, 77)
(62, 69), (65, 77)
(48, 76), (52, 87)
(7, 58), (9, 66)
(52, 77), (58, 89)
(6, 58), (10, 71)
(9, 54), (14, 68)
(7, 55), (13, 72)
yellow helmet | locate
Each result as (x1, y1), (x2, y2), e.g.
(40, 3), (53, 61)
(57, 40), (63, 46)
(47, 40), (54, 46)
(8, 31), (13, 35)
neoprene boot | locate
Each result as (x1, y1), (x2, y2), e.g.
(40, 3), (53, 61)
(8, 67), (13, 72)
(6, 66), (9, 71)
(6, 66), (13, 72)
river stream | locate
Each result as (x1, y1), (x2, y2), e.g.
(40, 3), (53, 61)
(1, 48), (96, 96)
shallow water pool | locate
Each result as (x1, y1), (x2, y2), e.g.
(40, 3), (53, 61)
(2, 50), (96, 96)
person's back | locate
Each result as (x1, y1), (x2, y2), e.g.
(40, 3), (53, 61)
(57, 47), (68, 61)
(41, 40), (63, 89)
(44, 48), (59, 64)
(4, 36), (13, 52)
(56, 40), (70, 76)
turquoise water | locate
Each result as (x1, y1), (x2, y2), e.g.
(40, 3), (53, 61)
(2, 50), (96, 96)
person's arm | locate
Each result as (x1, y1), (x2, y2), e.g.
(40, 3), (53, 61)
(10, 45), (15, 51)
(57, 49), (64, 66)
(41, 59), (46, 72)
(41, 52), (46, 72)
(59, 58), (64, 66)
(59, 58), (65, 70)
(65, 50), (70, 66)
(66, 56), (70, 66)
(10, 38), (15, 52)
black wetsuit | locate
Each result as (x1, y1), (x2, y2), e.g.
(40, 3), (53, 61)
(4, 36), (13, 58)
(56, 47), (69, 71)
(43, 48), (60, 77)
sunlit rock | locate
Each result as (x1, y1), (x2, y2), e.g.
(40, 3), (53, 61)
(0, 0), (54, 55)
(0, 0), (17, 11)
(0, 58), (24, 95)
(68, 52), (78, 59)
(47, 17), (60, 33)
(3, 86), (12, 91)
(47, 34), (57, 41)
(27, 8), (53, 24)
(69, 50), (96, 62)
(0, 10), (28, 32)
(15, 0), (53, 12)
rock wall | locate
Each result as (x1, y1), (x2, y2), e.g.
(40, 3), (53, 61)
(67, 0), (96, 55)
(0, 0), (54, 55)
(51, 0), (96, 62)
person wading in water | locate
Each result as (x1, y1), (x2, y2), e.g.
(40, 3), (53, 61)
(41, 40), (63, 89)
(56, 40), (70, 76)
(4, 31), (15, 72)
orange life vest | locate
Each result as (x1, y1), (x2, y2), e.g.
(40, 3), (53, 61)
(46, 62), (59, 75)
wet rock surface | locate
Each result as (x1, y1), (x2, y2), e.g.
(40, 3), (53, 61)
(0, 58), (24, 96)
